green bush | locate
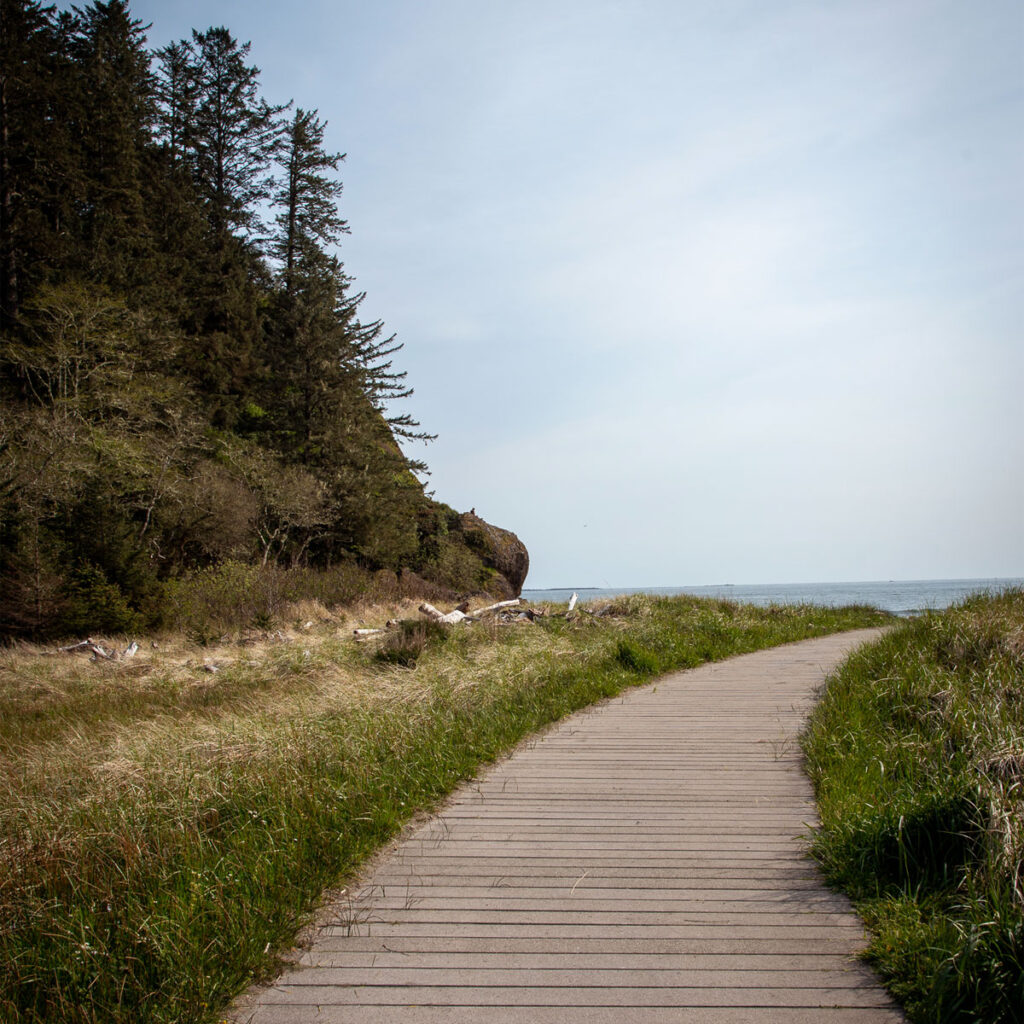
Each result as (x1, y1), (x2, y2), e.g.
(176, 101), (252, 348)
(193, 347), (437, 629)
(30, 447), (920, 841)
(63, 565), (142, 635)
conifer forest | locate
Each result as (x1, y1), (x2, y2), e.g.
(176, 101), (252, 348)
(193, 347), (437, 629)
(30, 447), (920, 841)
(0, 1), (521, 638)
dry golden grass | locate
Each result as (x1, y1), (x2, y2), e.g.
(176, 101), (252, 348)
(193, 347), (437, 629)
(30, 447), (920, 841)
(0, 598), (588, 819)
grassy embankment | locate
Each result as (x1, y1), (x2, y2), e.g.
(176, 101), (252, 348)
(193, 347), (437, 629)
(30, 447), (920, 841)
(0, 593), (888, 1024)
(803, 589), (1024, 1024)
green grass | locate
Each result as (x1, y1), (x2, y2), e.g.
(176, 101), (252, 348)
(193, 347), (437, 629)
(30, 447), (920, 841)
(0, 593), (889, 1023)
(802, 589), (1024, 1023)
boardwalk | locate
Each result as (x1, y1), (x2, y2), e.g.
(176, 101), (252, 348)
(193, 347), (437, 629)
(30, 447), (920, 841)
(233, 628), (904, 1023)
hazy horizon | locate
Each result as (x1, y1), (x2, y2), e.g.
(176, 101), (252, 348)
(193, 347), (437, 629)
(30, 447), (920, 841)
(522, 574), (1024, 590)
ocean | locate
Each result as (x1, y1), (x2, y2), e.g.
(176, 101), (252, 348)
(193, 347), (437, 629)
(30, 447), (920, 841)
(519, 579), (1024, 617)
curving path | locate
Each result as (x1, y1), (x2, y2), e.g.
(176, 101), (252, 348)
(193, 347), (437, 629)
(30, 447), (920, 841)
(232, 628), (904, 1023)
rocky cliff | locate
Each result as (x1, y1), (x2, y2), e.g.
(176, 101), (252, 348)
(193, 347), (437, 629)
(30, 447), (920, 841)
(456, 511), (530, 598)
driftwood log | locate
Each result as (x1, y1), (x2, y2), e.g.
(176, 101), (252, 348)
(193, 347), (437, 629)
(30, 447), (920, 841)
(418, 599), (521, 625)
(58, 638), (139, 661)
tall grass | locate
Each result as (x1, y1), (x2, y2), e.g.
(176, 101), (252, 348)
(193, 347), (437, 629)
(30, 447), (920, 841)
(0, 594), (889, 1023)
(802, 589), (1024, 1023)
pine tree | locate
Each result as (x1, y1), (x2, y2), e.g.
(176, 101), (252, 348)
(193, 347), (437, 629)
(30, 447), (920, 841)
(270, 108), (348, 293)
(67, 1), (155, 292)
(0, 0), (59, 328)
(186, 26), (285, 240)
(264, 106), (432, 565)
(153, 39), (194, 168)
(158, 26), (287, 420)
(265, 108), (349, 457)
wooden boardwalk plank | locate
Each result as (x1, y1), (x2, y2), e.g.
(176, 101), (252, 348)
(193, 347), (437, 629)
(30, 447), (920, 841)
(231, 629), (904, 1023)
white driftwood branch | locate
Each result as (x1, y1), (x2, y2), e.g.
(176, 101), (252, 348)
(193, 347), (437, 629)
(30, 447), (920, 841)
(62, 638), (114, 660)
(58, 640), (95, 654)
(470, 599), (520, 617)
(58, 637), (139, 661)
(353, 628), (385, 639)
(419, 603), (467, 625)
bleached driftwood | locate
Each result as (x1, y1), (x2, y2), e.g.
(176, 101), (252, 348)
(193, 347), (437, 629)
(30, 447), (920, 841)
(353, 620), (402, 640)
(59, 639), (100, 655)
(419, 598), (523, 626)
(471, 599), (520, 617)
(58, 638), (139, 661)
(419, 603), (467, 625)
(353, 628), (385, 639)
(59, 639), (110, 659)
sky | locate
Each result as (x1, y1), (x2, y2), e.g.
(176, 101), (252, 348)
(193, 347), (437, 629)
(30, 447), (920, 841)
(98, 0), (1024, 587)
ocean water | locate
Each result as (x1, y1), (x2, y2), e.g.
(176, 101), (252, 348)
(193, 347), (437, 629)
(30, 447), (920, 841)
(520, 579), (1024, 617)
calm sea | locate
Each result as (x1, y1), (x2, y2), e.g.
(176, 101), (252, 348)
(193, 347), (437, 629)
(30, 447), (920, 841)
(520, 579), (1024, 617)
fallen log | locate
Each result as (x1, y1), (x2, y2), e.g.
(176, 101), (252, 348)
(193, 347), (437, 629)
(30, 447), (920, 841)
(419, 598), (523, 625)
(471, 598), (520, 617)
(418, 603), (467, 625)
(353, 628), (386, 639)
(58, 639), (98, 655)
(58, 637), (138, 661)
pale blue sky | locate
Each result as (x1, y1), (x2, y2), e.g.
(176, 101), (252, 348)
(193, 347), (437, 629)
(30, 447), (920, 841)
(113, 1), (1022, 586)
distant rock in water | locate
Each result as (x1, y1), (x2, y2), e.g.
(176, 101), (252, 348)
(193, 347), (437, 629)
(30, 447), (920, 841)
(457, 512), (529, 598)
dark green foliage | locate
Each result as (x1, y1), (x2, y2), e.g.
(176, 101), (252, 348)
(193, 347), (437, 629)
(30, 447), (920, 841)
(67, 1), (156, 290)
(185, 26), (284, 239)
(1, 0), (56, 327)
(63, 563), (142, 634)
(0, 2), (482, 640)
(270, 107), (348, 288)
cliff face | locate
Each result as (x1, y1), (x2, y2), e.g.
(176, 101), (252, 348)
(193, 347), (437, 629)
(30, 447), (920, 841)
(456, 512), (530, 598)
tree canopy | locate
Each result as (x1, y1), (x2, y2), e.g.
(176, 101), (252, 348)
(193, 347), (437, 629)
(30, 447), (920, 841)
(0, 0), (503, 638)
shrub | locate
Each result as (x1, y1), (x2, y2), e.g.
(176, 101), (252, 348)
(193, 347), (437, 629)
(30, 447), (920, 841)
(374, 619), (450, 667)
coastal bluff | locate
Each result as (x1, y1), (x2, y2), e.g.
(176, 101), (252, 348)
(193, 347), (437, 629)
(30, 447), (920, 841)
(458, 511), (530, 598)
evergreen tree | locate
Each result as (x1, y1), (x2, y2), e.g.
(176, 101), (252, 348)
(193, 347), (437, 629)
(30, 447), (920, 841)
(270, 108), (348, 293)
(153, 39), (194, 168)
(264, 106), (432, 565)
(161, 26), (286, 419)
(0, 0), (60, 328)
(0, 2), (476, 638)
(265, 108), (349, 457)
(186, 26), (285, 240)
(67, 1), (155, 291)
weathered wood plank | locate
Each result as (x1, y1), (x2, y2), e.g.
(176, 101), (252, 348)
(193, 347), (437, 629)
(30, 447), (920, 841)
(230, 629), (904, 1023)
